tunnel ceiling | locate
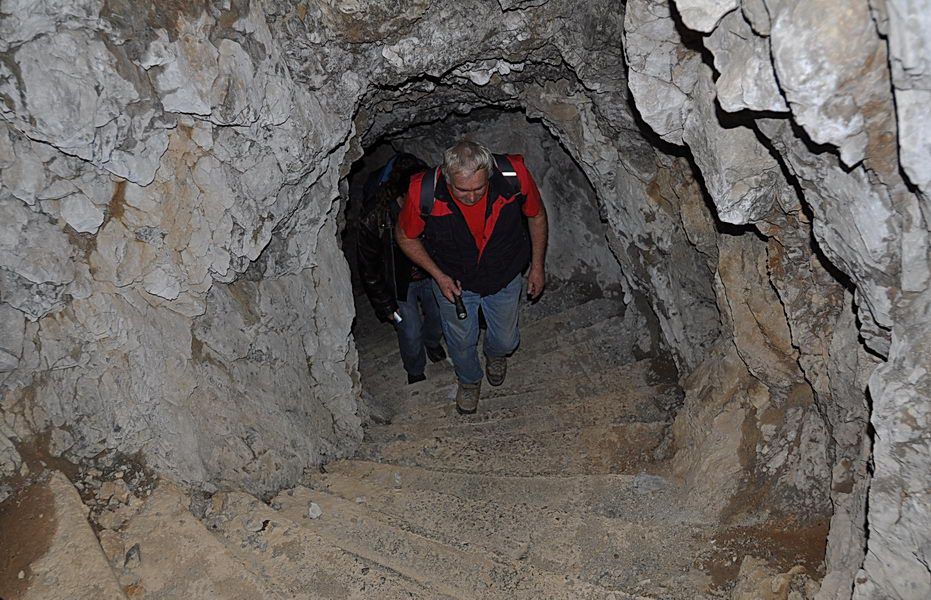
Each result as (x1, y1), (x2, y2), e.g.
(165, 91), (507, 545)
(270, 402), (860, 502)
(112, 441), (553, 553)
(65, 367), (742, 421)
(0, 1), (929, 598)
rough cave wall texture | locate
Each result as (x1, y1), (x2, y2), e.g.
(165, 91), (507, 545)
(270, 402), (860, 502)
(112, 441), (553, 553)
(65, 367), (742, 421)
(0, 1), (928, 597)
(624, 1), (929, 597)
(0, 0), (367, 494)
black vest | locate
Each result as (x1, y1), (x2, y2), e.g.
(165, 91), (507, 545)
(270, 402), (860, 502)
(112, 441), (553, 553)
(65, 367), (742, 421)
(422, 168), (531, 296)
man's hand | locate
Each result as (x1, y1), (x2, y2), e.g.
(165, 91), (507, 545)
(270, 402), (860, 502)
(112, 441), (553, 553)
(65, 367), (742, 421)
(378, 306), (400, 325)
(435, 273), (462, 303)
(526, 206), (547, 301)
(527, 264), (545, 300)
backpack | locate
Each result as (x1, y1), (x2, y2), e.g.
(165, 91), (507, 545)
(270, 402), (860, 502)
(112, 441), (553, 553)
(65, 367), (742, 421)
(419, 154), (521, 219)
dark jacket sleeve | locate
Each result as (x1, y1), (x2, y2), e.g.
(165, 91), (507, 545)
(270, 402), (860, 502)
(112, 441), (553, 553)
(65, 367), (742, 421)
(357, 211), (398, 322)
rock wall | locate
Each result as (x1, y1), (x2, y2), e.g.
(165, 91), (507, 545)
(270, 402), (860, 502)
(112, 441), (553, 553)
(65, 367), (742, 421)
(0, 0), (363, 495)
(1, 0), (719, 495)
(623, 1), (929, 597)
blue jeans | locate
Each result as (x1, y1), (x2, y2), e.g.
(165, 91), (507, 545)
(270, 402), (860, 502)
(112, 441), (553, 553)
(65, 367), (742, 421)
(396, 279), (444, 377)
(432, 274), (522, 385)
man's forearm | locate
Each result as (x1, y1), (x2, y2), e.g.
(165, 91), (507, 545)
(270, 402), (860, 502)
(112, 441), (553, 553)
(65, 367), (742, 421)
(528, 208), (548, 269)
(395, 223), (446, 280)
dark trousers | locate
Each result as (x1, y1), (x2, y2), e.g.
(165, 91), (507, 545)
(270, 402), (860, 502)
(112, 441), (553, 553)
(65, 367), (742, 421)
(396, 279), (444, 377)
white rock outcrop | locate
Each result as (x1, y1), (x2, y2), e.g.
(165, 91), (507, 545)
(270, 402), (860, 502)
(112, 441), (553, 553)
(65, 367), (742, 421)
(885, 0), (931, 195)
(623, 0), (701, 145)
(705, 10), (788, 113)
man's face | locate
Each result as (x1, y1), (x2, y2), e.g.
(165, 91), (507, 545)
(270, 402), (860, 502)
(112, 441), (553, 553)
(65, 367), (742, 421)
(448, 169), (489, 205)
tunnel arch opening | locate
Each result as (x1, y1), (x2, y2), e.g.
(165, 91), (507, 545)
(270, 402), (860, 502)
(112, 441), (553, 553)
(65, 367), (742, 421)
(342, 104), (629, 306)
(339, 101), (657, 427)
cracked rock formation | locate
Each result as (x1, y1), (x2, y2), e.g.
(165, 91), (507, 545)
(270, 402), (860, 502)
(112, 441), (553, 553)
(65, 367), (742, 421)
(1, 0), (363, 495)
(1, 1), (928, 598)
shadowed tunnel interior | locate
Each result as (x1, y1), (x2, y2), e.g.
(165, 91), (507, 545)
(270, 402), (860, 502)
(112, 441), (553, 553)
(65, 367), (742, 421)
(343, 108), (626, 303)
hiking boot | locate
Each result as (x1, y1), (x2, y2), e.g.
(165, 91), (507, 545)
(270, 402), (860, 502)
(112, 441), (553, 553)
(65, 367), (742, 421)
(455, 382), (481, 414)
(407, 372), (426, 385)
(484, 354), (507, 387)
(425, 344), (446, 363)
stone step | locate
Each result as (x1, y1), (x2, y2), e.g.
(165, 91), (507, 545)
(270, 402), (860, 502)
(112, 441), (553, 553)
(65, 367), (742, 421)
(366, 388), (672, 446)
(359, 348), (453, 394)
(360, 320), (648, 408)
(514, 311), (641, 358)
(477, 357), (677, 402)
(361, 307), (632, 379)
(356, 295), (628, 379)
(519, 296), (625, 332)
(14, 472), (126, 600)
(206, 490), (457, 600)
(358, 295), (622, 353)
(354, 324), (400, 355)
(341, 289), (711, 597)
(390, 361), (644, 413)
(273, 485), (649, 600)
(362, 420), (672, 477)
(308, 470), (713, 597)
(378, 358), (680, 431)
(322, 460), (675, 519)
(119, 482), (282, 599)
(492, 324), (646, 384)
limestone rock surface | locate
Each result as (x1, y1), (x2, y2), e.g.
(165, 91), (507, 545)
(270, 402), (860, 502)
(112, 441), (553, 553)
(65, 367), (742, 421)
(0, 429), (20, 480)
(886, 0), (931, 193)
(673, 0), (738, 32)
(623, 0), (701, 145)
(682, 67), (784, 224)
(768, 0), (891, 167)
(626, 1), (931, 597)
(0, 1), (363, 495)
(705, 10), (788, 113)
(854, 293), (931, 600)
(0, 303), (25, 374)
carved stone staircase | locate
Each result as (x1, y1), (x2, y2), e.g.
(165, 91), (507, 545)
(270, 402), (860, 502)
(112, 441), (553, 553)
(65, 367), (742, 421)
(17, 289), (733, 599)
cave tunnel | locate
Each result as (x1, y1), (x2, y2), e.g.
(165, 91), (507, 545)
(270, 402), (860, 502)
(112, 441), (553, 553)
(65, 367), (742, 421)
(0, 1), (928, 599)
(344, 107), (629, 343)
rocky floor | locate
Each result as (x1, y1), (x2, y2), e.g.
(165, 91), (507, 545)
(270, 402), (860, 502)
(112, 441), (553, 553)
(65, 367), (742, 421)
(2, 285), (823, 599)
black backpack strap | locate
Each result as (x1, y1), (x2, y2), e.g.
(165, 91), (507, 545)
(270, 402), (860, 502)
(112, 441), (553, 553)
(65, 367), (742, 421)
(419, 167), (440, 219)
(494, 154), (516, 175)
(493, 154), (520, 196)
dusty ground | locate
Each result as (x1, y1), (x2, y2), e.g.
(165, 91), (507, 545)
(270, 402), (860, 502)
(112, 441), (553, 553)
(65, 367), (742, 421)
(0, 482), (55, 599)
(0, 433), (157, 599)
(700, 519), (830, 592)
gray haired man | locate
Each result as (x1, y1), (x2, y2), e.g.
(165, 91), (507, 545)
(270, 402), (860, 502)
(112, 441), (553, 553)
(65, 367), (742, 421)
(396, 140), (548, 414)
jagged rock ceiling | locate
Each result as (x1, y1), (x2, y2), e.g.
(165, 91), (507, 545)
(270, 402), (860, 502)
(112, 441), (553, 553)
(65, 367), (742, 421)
(0, 1), (928, 598)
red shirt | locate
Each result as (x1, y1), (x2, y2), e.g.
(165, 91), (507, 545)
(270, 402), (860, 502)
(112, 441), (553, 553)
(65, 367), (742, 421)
(454, 195), (489, 250)
(399, 154), (542, 255)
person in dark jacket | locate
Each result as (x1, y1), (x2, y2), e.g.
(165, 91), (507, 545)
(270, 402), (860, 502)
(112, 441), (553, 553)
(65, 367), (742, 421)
(357, 152), (446, 384)
(395, 140), (548, 414)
